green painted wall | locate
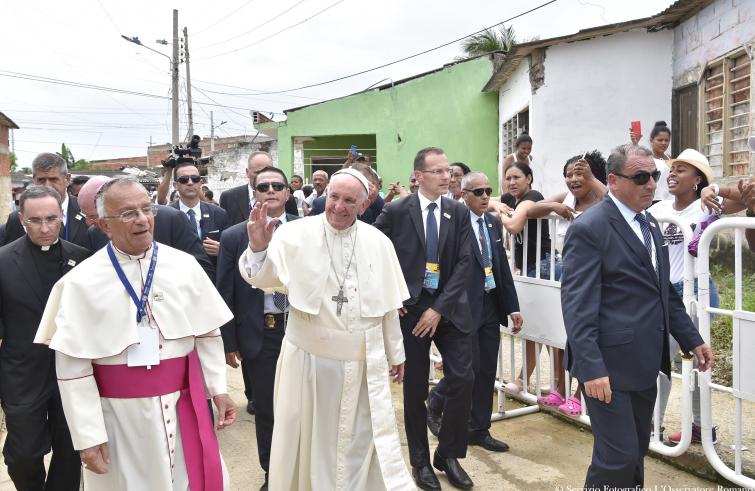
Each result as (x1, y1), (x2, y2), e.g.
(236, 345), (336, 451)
(277, 56), (499, 191)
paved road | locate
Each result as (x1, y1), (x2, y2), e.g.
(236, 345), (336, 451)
(0, 366), (720, 490)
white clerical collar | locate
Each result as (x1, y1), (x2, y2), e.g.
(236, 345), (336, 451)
(608, 191), (645, 224)
(39, 238), (60, 251)
(418, 190), (442, 211)
(178, 199), (201, 217)
(111, 242), (154, 261)
(322, 214), (356, 236)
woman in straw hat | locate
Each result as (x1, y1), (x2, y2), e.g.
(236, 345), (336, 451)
(648, 148), (740, 444)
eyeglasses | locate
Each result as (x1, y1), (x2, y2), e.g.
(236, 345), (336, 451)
(421, 168), (451, 176)
(464, 187), (493, 197)
(176, 175), (201, 184)
(613, 170), (661, 186)
(255, 182), (286, 192)
(23, 216), (62, 227)
(101, 205), (157, 222)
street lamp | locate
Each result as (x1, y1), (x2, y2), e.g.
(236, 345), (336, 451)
(120, 35), (172, 64)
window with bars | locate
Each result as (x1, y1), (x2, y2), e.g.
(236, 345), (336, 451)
(703, 50), (751, 177)
(502, 108), (529, 156)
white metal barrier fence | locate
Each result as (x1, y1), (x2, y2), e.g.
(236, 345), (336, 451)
(697, 217), (755, 489)
(429, 212), (755, 487)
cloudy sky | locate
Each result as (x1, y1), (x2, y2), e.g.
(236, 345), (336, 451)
(1, 0), (673, 164)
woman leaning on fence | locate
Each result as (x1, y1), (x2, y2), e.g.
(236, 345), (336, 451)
(648, 148), (744, 444)
(498, 162), (562, 396)
(518, 151), (608, 415)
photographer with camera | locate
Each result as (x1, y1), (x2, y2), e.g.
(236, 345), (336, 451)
(156, 135), (203, 206)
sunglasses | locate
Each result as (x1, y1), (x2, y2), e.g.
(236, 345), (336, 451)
(613, 170), (661, 186)
(176, 175), (201, 184)
(464, 187), (493, 197)
(255, 182), (286, 192)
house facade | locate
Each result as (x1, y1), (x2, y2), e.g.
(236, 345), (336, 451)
(0, 111), (19, 223)
(484, 0), (753, 197)
(266, 55), (500, 191)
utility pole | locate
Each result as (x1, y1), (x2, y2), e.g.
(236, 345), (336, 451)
(171, 9), (180, 146)
(210, 111), (214, 155)
(183, 26), (194, 139)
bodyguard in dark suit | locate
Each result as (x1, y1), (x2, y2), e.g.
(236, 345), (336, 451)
(3, 153), (90, 250)
(374, 147), (474, 491)
(427, 171), (522, 453)
(561, 144), (713, 488)
(0, 186), (90, 490)
(217, 166), (297, 491)
(220, 151), (274, 225)
(170, 163), (229, 265)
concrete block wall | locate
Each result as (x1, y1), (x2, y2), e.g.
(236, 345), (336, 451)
(0, 125), (11, 224)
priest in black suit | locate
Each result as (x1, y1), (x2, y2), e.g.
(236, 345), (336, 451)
(216, 166), (299, 491)
(0, 186), (90, 490)
(427, 171), (522, 453)
(374, 147), (475, 491)
(2, 153), (90, 249)
(170, 162), (229, 265)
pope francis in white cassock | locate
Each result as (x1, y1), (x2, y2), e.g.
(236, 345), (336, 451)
(239, 169), (415, 491)
(34, 178), (235, 491)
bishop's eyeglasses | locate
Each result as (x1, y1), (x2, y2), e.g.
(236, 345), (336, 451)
(101, 205), (157, 223)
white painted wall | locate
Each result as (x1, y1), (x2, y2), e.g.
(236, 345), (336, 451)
(497, 61), (532, 189)
(527, 28), (673, 198)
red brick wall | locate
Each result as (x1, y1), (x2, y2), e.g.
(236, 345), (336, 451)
(0, 126), (10, 176)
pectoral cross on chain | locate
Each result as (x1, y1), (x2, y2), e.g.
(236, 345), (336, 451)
(331, 287), (348, 316)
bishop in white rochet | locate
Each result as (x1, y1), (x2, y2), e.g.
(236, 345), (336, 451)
(239, 169), (415, 490)
(34, 177), (236, 491)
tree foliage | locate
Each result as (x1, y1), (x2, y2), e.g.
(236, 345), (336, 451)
(461, 24), (518, 58)
(57, 143), (91, 170)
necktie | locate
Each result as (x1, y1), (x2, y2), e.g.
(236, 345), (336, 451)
(426, 203), (438, 263)
(187, 209), (200, 239)
(477, 218), (491, 268)
(272, 219), (287, 311)
(634, 213), (657, 275)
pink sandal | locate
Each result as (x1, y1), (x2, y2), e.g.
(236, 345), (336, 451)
(537, 390), (565, 407)
(558, 396), (582, 416)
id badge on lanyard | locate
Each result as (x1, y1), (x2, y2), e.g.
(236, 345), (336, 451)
(484, 266), (496, 291)
(424, 262), (440, 290)
(127, 318), (160, 368)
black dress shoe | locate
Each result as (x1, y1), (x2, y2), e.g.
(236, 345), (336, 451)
(468, 433), (509, 452)
(427, 412), (441, 438)
(433, 450), (473, 489)
(412, 465), (441, 491)
(246, 400), (256, 415)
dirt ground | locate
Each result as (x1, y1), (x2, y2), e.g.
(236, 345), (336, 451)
(0, 365), (723, 490)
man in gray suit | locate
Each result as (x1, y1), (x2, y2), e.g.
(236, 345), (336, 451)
(560, 144), (713, 489)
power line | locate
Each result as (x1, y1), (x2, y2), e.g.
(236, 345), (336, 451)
(194, 0), (310, 50)
(236, 0), (558, 95)
(190, 79), (320, 100)
(0, 70), (282, 114)
(194, 0), (345, 61)
(193, 0), (261, 36)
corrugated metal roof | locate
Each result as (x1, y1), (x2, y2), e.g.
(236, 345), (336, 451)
(482, 0), (713, 92)
(0, 111), (19, 129)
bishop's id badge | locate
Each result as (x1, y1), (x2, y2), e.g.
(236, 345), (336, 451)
(424, 262), (440, 290)
(484, 266), (497, 291)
